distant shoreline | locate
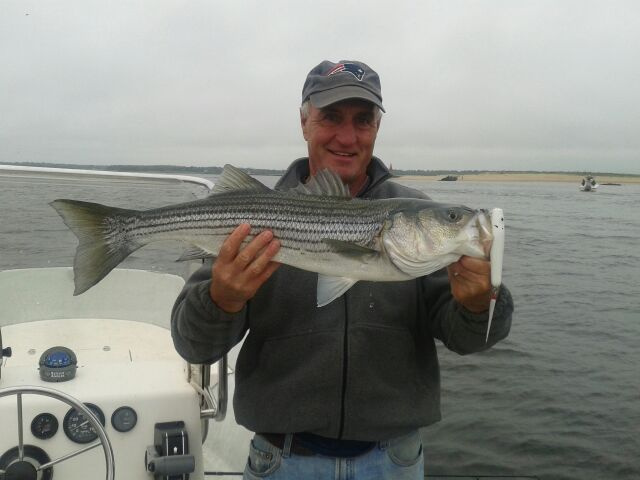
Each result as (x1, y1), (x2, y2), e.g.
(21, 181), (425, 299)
(396, 173), (640, 184)
(2, 162), (639, 184)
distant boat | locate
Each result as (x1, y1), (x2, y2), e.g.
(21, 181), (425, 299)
(580, 175), (598, 192)
(440, 175), (458, 181)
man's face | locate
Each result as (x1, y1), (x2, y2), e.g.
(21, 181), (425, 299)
(301, 99), (380, 196)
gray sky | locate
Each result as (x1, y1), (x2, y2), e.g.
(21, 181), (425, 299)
(2, 0), (639, 173)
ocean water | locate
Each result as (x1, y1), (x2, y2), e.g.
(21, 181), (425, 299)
(401, 180), (640, 480)
(1, 173), (638, 480)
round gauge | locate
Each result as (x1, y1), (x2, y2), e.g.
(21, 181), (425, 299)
(111, 406), (138, 432)
(30, 412), (59, 440)
(63, 403), (105, 444)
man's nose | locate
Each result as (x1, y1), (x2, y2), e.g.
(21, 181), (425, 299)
(334, 120), (357, 144)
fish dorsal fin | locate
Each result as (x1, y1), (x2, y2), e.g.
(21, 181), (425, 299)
(292, 169), (351, 198)
(212, 164), (272, 194)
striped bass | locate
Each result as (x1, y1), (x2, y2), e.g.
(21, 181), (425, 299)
(50, 164), (499, 308)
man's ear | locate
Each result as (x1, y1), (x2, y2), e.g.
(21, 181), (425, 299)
(300, 110), (309, 141)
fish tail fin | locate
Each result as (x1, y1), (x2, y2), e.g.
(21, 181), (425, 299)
(50, 199), (142, 295)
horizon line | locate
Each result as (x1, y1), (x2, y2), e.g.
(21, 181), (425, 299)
(2, 161), (639, 177)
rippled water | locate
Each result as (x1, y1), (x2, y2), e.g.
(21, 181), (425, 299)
(401, 180), (640, 480)
(1, 173), (638, 479)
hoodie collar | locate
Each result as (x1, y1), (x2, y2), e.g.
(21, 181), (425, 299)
(275, 156), (392, 198)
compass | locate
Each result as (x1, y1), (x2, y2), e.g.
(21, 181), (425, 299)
(39, 346), (77, 382)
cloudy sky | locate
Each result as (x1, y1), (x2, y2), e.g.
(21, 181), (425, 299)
(2, 0), (639, 173)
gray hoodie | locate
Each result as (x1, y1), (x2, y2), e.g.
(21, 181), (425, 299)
(171, 157), (513, 441)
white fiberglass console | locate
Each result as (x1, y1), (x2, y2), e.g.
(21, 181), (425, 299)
(0, 268), (205, 480)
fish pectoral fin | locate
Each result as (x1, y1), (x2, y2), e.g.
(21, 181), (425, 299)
(176, 246), (216, 262)
(317, 275), (358, 307)
(322, 239), (379, 258)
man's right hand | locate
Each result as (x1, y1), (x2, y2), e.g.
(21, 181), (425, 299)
(210, 223), (281, 313)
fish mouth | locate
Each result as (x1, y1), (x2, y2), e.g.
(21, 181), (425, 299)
(476, 209), (493, 257)
(455, 209), (493, 258)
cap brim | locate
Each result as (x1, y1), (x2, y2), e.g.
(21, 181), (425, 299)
(309, 86), (385, 112)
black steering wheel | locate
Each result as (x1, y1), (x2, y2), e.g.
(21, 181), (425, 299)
(0, 385), (114, 480)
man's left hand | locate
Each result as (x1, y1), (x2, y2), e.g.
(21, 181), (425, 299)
(447, 256), (491, 313)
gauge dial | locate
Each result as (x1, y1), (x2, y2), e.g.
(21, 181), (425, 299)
(111, 406), (137, 432)
(63, 403), (105, 444)
(31, 413), (59, 440)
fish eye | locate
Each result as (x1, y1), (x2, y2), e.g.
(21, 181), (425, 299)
(446, 209), (461, 222)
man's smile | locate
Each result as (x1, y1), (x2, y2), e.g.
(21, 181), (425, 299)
(328, 149), (356, 157)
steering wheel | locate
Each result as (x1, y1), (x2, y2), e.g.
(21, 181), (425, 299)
(0, 385), (114, 480)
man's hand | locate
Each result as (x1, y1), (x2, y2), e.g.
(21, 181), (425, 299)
(210, 224), (281, 313)
(447, 256), (491, 313)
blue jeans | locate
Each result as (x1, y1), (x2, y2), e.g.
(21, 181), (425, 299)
(243, 430), (424, 480)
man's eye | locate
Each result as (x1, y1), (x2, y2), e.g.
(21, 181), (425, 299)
(321, 113), (341, 124)
(355, 115), (375, 128)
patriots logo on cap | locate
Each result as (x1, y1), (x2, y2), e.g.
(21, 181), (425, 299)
(326, 63), (365, 81)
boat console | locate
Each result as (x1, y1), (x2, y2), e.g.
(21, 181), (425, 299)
(0, 268), (224, 480)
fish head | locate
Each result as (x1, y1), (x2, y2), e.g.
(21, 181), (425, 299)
(382, 200), (493, 277)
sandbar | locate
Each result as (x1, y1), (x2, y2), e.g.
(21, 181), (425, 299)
(396, 173), (640, 184)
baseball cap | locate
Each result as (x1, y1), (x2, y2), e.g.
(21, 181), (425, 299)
(301, 60), (385, 112)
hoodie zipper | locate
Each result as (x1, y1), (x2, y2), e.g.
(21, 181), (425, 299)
(338, 294), (349, 439)
(335, 167), (389, 439)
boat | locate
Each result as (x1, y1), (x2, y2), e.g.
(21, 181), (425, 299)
(579, 175), (598, 191)
(0, 164), (538, 480)
(0, 165), (254, 480)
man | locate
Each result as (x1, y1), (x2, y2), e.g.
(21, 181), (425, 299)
(171, 60), (513, 479)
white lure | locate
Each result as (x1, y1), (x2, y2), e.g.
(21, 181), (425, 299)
(486, 208), (505, 343)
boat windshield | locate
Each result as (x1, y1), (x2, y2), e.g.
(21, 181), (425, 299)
(0, 166), (214, 328)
